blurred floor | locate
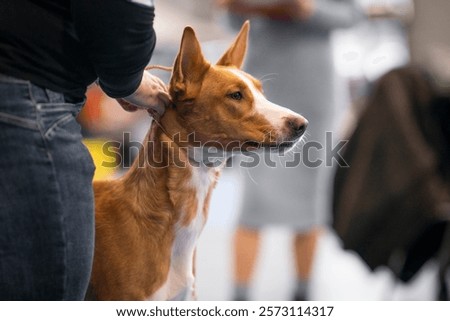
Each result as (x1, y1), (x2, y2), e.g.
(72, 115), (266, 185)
(196, 169), (439, 301)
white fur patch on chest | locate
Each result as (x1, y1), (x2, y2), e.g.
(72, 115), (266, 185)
(149, 167), (216, 300)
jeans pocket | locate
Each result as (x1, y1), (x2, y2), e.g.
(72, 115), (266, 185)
(39, 103), (95, 177)
(37, 102), (84, 140)
(44, 114), (76, 139)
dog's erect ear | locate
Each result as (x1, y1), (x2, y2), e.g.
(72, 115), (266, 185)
(170, 26), (210, 99)
(216, 20), (249, 69)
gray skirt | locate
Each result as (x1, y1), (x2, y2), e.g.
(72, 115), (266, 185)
(237, 19), (339, 231)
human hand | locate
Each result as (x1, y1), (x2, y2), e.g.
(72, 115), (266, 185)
(117, 71), (171, 118)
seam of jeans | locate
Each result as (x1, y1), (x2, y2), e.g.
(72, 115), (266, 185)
(36, 103), (68, 300)
(37, 99), (85, 114)
(0, 112), (39, 130)
(27, 82), (37, 107)
(44, 114), (74, 139)
(37, 104), (77, 111)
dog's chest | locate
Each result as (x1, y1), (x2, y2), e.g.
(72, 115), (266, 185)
(149, 167), (216, 300)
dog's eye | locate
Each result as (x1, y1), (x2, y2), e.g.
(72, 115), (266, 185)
(228, 91), (243, 101)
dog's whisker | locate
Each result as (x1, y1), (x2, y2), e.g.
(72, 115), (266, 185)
(244, 167), (259, 186)
(300, 133), (310, 145)
(261, 78), (277, 85)
(286, 147), (296, 157)
(259, 73), (278, 82)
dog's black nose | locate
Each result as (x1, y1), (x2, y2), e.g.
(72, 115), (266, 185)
(287, 117), (308, 137)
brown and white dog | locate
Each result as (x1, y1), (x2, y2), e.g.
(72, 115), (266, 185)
(88, 21), (307, 300)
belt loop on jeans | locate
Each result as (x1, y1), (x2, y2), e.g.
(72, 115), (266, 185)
(45, 88), (64, 103)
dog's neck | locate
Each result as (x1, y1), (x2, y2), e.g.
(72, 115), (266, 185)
(153, 107), (230, 167)
(121, 111), (221, 300)
(122, 112), (222, 214)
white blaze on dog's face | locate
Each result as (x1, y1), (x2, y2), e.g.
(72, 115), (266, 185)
(227, 68), (308, 150)
(167, 21), (308, 154)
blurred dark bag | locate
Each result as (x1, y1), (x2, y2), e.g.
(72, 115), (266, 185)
(332, 66), (450, 283)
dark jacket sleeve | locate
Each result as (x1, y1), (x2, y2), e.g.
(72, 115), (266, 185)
(71, 0), (156, 98)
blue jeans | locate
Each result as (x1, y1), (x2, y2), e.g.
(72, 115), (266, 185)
(0, 74), (95, 300)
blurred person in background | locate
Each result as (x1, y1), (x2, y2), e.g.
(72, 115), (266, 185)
(219, 0), (363, 300)
(0, 0), (169, 300)
(334, 0), (450, 301)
